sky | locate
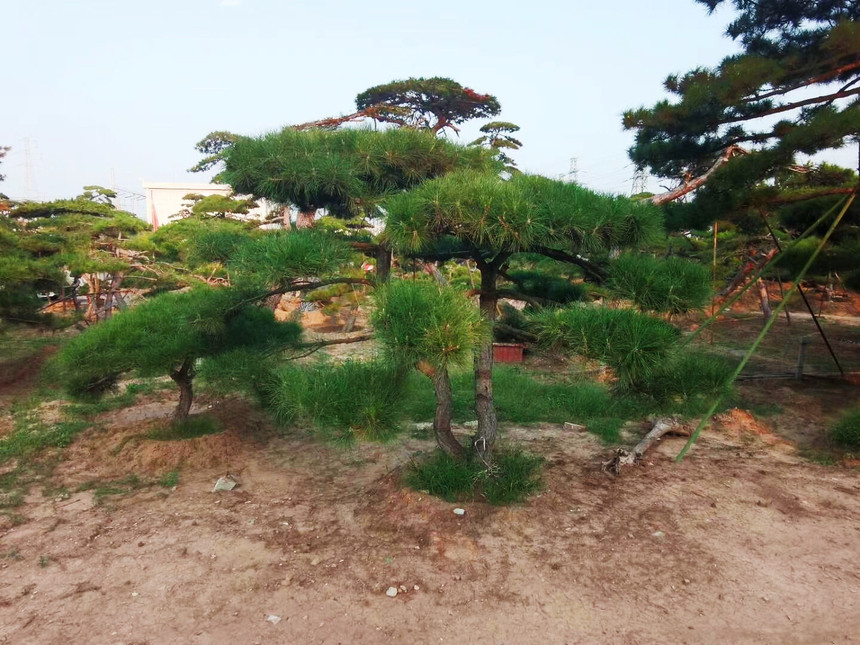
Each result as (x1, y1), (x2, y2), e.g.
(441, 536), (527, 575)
(2, 0), (855, 216)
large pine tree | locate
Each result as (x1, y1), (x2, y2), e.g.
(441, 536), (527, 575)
(624, 0), (859, 205)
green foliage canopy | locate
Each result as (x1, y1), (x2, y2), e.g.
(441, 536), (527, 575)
(220, 127), (494, 218)
(609, 253), (712, 314)
(385, 171), (662, 256)
(56, 286), (301, 399)
(372, 280), (489, 371)
(624, 0), (859, 191)
(531, 305), (679, 389)
(356, 77), (502, 134)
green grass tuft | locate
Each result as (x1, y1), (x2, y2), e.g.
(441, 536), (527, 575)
(481, 449), (544, 505)
(830, 406), (860, 451)
(406, 446), (544, 505)
(263, 360), (406, 443)
(406, 451), (479, 502)
(158, 470), (180, 488)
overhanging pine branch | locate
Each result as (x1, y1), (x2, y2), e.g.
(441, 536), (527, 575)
(650, 145), (748, 205)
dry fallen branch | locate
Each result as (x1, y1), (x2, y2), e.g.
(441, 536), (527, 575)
(602, 417), (689, 475)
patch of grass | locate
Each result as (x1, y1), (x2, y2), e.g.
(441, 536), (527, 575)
(38, 555), (52, 568)
(746, 402), (784, 417)
(65, 392), (135, 418)
(1, 547), (22, 560)
(830, 405), (860, 451)
(406, 451), (480, 502)
(406, 446), (544, 505)
(401, 365), (617, 426)
(0, 491), (24, 508)
(77, 474), (145, 504)
(481, 449), (544, 505)
(146, 416), (222, 441)
(798, 448), (838, 466)
(0, 413), (89, 463)
(264, 360), (406, 443)
(582, 417), (625, 444)
(158, 470), (179, 488)
(125, 380), (173, 397)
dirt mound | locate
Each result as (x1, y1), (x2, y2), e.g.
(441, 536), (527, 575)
(55, 398), (266, 482)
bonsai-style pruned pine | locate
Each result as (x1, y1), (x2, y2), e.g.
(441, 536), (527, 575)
(373, 280), (489, 459)
(384, 170), (664, 461)
(356, 77), (501, 135)
(55, 287), (302, 420)
(219, 127), (494, 229)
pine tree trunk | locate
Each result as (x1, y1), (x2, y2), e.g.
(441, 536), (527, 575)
(431, 368), (466, 460)
(170, 359), (195, 421)
(375, 243), (392, 282)
(417, 361), (466, 460)
(296, 209), (316, 229)
(474, 263), (499, 463)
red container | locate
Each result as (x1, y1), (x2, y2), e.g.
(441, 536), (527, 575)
(493, 343), (525, 363)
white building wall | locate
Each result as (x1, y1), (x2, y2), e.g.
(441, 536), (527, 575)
(141, 182), (274, 229)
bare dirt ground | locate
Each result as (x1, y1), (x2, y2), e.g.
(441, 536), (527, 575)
(1, 386), (859, 645)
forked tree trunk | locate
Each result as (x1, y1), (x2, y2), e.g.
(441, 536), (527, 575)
(474, 263), (499, 463)
(170, 358), (195, 421)
(296, 209), (316, 229)
(417, 361), (466, 460)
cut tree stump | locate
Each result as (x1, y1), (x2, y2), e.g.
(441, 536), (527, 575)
(602, 417), (689, 475)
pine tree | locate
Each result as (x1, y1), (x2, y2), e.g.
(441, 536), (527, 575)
(624, 0), (860, 205)
(384, 171), (663, 460)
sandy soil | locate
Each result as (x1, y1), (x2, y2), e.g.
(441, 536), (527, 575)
(1, 390), (859, 645)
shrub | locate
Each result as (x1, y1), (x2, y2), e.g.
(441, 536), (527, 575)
(481, 449), (544, 505)
(400, 365), (616, 426)
(642, 350), (736, 401)
(609, 253), (711, 314)
(405, 450), (479, 501)
(830, 406), (860, 451)
(505, 270), (585, 306)
(531, 305), (678, 389)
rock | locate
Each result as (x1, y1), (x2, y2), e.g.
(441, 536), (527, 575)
(266, 615), (282, 625)
(399, 585), (407, 593)
(310, 557), (320, 566)
(212, 475), (238, 493)
(652, 531), (665, 538)
(385, 587), (398, 598)
(413, 585), (420, 591)
(453, 508), (466, 516)
(683, 578), (690, 585)
(563, 422), (587, 432)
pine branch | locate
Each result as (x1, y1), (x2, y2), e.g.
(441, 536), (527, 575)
(724, 86), (860, 124)
(651, 144), (748, 205)
(740, 61), (860, 104)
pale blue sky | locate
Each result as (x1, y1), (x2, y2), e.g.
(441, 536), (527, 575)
(2, 0), (852, 214)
